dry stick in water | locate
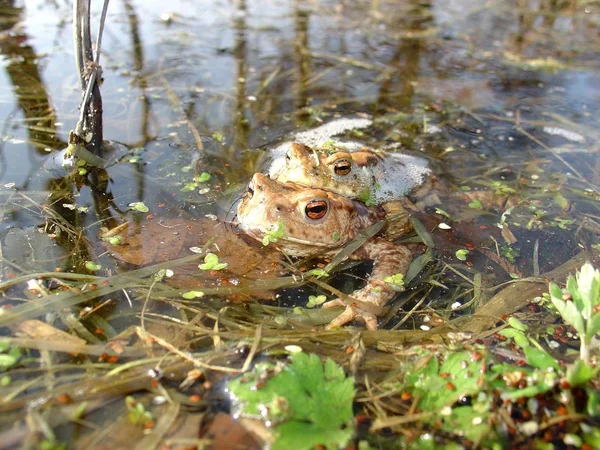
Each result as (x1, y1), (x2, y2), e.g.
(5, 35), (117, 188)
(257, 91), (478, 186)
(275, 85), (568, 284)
(72, 0), (110, 156)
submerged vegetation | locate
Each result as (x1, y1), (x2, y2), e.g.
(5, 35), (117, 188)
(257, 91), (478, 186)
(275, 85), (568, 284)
(0, 0), (599, 448)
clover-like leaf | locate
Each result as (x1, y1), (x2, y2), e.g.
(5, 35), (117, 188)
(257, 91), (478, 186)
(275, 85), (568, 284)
(198, 253), (228, 271)
(194, 172), (211, 183)
(307, 295), (327, 308)
(85, 261), (102, 271)
(384, 273), (405, 291)
(468, 199), (482, 209)
(128, 202), (149, 213)
(262, 221), (285, 246)
(456, 249), (469, 261)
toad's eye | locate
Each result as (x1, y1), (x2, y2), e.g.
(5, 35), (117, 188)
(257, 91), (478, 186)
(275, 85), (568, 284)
(285, 151), (291, 161)
(305, 200), (328, 220)
(245, 183), (254, 199)
(333, 159), (351, 176)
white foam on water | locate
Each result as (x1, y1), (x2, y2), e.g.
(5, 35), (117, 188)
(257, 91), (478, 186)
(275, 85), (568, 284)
(369, 153), (431, 202)
(269, 117), (373, 162)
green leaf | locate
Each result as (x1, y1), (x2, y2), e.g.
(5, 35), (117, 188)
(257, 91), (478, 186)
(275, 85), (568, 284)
(507, 317), (528, 332)
(455, 249), (469, 261)
(0, 354), (18, 368)
(195, 172), (211, 183)
(550, 283), (586, 336)
(228, 353), (355, 450)
(307, 268), (329, 278)
(180, 182), (197, 192)
(384, 273), (405, 291)
(128, 202), (149, 213)
(182, 291), (205, 299)
(85, 261), (102, 271)
(587, 390), (600, 416)
(523, 347), (560, 371)
(263, 221), (285, 246)
(468, 199), (482, 209)
(566, 359), (599, 387)
(576, 263), (600, 316)
(307, 295), (327, 308)
(589, 313), (600, 337)
(198, 253), (228, 271)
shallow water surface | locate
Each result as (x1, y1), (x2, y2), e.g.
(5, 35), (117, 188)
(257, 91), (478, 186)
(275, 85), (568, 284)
(0, 0), (599, 444)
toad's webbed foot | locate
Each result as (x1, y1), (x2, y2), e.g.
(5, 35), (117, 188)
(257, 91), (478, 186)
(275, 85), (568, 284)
(322, 280), (395, 330)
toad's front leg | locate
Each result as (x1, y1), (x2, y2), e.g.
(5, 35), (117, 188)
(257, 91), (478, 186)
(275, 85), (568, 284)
(323, 238), (413, 330)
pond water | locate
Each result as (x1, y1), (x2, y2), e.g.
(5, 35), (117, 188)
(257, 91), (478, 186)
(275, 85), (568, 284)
(0, 0), (600, 444)
(1, 0), (599, 315)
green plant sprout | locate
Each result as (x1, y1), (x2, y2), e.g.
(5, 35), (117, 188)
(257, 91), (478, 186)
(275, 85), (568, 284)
(307, 295), (327, 308)
(262, 221), (285, 246)
(198, 253), (228, 271)
(384, 273), (405, 291)
(549, 262), (600, 365)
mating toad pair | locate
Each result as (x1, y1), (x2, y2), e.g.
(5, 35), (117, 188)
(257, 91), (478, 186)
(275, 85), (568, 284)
(237, 140), (432, 329)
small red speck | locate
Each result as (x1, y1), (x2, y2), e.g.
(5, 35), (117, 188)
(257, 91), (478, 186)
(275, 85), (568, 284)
(466, 261), (473, 267)
(466, 243), (475, 250)
(108, 355), (119, 364)
(345, 346), (355, 354)
(99, 353), (109, 362)
(224, 163), (231, 167)
(143, 420), (155, 430)
(556, 405), (568, 416)
(479, 225), (488, 230)
(560, 380), (570, 389)
(56, 393), (71, 404)
(446, 382), (456, 390)
(94, 328), (104, 334)
(471, 352), (483, 361)
(54, 267), (62, 272)
(202, 381), (212, 390)
(189, 394), (201, 403)
(440, 372), (451, 379)
(158, 203), (165, 207)
(401, 392), (411, 401)
(355, 415), (370, 425)
(500, 314), (508, 321)
(7, 273), (15, 279)
(149, 379), (159, 389)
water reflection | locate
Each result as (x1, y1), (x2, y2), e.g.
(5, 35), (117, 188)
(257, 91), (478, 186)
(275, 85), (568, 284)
(0, 0), (598, 279)
(0, 1), (64, 150)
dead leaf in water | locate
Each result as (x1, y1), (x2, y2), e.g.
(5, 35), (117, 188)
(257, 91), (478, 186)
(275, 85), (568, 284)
(17, 320), (86, 346)
(103, 217), (287, 299)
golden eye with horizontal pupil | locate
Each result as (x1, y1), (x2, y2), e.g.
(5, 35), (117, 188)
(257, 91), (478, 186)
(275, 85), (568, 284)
(245, 184), (254, 199)
(305, 200), (328, 220)
(333, 159), (352, 176)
